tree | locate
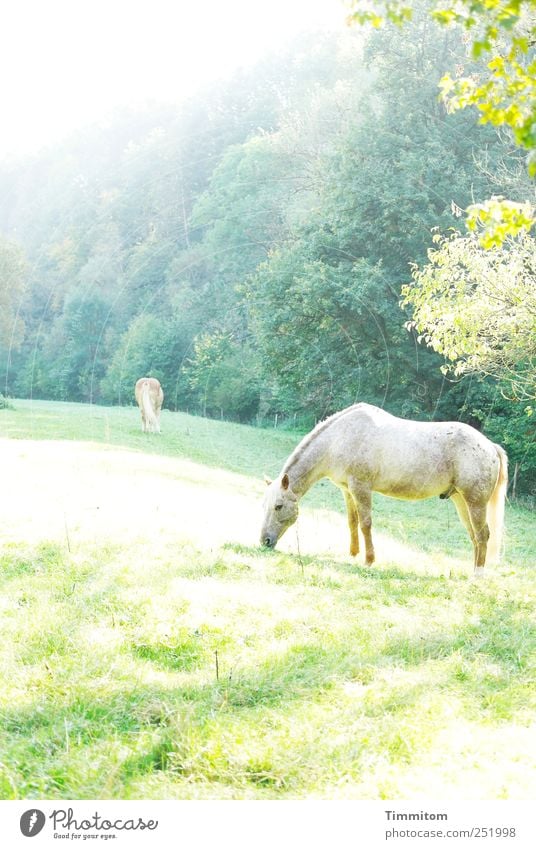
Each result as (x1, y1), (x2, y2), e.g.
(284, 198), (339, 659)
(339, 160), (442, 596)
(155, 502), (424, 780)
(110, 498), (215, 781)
(248, 245), (411, 417)
(0, 236), (28, 350)
(347, 0), (536, 242)
(402, 231), (536, 399)
(36, 288), (115, 402)
(101, 312), (191, 410)
(0, 236), (29, 395)
(182, 331), (260, 421)
(245, 10), (509, 418)
(347, 0), (536, 151)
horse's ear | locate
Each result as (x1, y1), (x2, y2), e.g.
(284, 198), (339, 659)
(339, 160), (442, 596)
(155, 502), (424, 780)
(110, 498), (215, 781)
(263, 475), (272, 486)
(281, 473), (290, 491)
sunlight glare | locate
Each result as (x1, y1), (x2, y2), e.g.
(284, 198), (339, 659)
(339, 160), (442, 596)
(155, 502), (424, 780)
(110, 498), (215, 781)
(1, 0), (345, 156)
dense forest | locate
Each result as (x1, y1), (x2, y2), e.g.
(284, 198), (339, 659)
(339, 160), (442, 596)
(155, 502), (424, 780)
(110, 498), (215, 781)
(0, 12), (534, 493)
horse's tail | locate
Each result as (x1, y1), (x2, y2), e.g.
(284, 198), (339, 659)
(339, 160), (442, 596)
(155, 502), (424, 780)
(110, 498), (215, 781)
(141, 381), (159, 433)
(486, 444), (508, 565)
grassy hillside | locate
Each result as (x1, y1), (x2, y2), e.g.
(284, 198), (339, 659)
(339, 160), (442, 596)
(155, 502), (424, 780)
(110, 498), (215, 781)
(0, 400), (534, 799)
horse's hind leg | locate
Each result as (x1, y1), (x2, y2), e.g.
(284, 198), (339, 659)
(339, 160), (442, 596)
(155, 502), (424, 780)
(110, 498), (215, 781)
(343, 489), (359, 556)
(348, 480), (374, 565)
(451, 493), (476, 549)
(465, 499), (490, 575)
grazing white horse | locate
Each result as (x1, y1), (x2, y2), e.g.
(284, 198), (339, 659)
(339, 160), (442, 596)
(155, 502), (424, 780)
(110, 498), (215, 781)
(261, 403), (508, 575)
(135, 377), (164, 434)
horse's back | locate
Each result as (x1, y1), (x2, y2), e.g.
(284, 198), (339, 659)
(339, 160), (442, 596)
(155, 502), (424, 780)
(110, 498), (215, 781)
(326, 404), (500, 501)
(135, 377), (163, 406)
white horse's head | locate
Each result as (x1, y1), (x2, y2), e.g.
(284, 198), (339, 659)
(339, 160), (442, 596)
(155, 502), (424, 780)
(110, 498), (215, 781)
(260, 473), (299, 549)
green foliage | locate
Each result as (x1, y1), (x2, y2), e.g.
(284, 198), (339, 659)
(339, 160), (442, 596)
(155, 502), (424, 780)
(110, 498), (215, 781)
(190, 136), (295, 282)
(33, 288), (115, 402)
(347, 0), (533, 55)
(465, 196), (535, 247)
(62, 292), (113, 398)
(248, 244), (412, 414)
(101, 313), (190, 409)
(347, 0), (536, 242)
(403, 231), (536, 400)
(0, 235), (28, 350)
(440, 45), (536, 162)
(246, 11), (507, 417)
(347, 0), (536, 147)
(182, 331), (260, 421)
(0, 392), (13, 409)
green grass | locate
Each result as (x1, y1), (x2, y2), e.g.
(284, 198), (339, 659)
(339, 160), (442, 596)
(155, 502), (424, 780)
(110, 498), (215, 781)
(0, 399), (535, 800)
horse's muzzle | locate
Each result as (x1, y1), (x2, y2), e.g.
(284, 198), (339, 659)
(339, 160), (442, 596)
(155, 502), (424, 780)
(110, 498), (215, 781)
(261, 535), (276, 549)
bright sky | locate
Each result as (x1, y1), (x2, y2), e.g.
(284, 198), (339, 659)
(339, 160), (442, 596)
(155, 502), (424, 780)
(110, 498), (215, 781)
(0, 0), (347, 159)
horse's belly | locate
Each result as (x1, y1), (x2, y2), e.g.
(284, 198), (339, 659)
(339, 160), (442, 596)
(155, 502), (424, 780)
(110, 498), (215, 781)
(373, 468), (451, 500)
(375, 481), (445, 500)
(332, 438), (454, 500)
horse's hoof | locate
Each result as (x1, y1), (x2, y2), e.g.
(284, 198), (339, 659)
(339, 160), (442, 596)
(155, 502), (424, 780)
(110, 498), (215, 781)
(473, 567), (486, 579)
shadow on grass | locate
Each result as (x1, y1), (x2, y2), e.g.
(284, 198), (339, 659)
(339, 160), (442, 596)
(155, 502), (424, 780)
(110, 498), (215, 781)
(3, 586), (535, 798)
(387, 594), (536, 661)
(1, 537), (535, 798)
(224, 541), (470, 589)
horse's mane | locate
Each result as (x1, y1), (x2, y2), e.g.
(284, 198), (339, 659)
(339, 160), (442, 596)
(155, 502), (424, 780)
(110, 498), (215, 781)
(283, 403), (371, 475)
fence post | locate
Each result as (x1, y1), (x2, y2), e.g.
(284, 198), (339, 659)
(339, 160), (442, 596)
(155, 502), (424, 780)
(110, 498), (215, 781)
(512, 462), (519, 500)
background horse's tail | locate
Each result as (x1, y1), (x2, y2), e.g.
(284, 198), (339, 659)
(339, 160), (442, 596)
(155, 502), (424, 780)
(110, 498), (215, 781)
(141, 381), (159, 432)
(486, 444), (508, 565)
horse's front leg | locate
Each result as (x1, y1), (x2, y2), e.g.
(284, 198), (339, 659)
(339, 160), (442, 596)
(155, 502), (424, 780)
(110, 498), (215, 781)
(348, 479), (375, 565)
(343, 489), (359, 557)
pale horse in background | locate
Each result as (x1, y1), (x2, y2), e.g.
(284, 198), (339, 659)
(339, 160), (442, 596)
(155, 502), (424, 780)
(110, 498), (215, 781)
(260, 403), (508, 576)
(135, 377), (164, 434)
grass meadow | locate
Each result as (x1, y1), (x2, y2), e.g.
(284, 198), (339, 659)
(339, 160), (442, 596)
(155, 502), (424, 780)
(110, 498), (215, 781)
(0, 399), (535, 800)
